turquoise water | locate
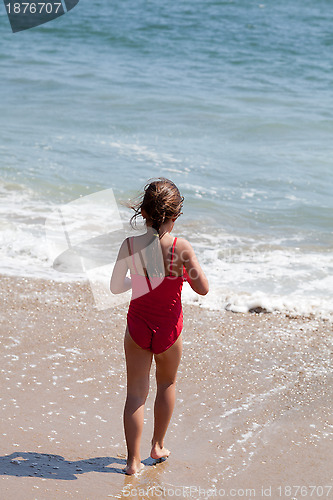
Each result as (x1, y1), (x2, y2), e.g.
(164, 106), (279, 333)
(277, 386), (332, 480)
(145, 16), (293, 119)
(0, 0), (332, 317)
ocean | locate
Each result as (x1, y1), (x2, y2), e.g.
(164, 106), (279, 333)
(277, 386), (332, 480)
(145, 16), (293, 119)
(1, 0), (332, 319)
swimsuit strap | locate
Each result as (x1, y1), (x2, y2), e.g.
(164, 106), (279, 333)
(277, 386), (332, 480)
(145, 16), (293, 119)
(127, 237), (139, 275)
(127, 237), (153, 291)
(169, 237), (177, 275)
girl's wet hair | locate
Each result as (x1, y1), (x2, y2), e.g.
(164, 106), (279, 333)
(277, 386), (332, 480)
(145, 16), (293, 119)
(130, 178), (184, 232)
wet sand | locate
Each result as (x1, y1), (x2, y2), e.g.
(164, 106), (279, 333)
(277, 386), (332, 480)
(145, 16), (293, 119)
(0, 275), (332, 499)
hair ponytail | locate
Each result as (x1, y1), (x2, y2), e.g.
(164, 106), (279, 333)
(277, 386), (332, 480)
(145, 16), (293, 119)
(129, 178), (183, 232)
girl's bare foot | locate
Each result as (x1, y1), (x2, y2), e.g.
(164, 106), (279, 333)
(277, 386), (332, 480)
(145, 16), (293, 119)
(123, 460), (144, 475)
(150, 442), (170, 461)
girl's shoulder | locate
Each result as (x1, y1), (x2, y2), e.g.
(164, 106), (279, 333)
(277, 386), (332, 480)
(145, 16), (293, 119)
(122, 233), (154, 254)
(123, 234), (145, 245)
(118, 235), (143, 257)
(173, 237), (194, 257)
(174, 237), (192, 250)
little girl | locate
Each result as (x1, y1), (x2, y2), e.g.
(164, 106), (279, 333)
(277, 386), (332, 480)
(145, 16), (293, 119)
(110, 178), (209, 475)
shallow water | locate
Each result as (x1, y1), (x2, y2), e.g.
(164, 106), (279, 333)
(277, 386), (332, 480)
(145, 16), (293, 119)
(1, 0), (332, 318)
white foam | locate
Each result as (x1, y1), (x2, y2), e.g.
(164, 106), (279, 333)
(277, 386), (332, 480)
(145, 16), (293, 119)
(106, 141), (182, 166)
(0, 182), (332, 320)
(180, 233), (333, 321)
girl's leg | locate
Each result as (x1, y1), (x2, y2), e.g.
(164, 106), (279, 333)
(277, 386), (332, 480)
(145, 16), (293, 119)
(151, 335), (182, 460)
(123, 328), (153, 475)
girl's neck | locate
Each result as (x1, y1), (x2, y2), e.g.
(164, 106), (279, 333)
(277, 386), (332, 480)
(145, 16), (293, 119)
(146, 220), (174, 236)
(146, 226), (168, 240)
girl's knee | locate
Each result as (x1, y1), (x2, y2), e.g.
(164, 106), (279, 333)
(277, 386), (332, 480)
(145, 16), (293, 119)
(126, 393), (148, 411)
(156, 380), (176, 392)
(155, 364), (178, 386)
(127, 383), (149, 403)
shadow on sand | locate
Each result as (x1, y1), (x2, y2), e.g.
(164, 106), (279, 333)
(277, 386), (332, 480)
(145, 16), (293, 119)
(0, 452), (159, 480)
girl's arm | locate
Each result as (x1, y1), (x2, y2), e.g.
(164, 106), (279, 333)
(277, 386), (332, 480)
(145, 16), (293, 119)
(179, 239), (209, 296)
(110, 239), (132, 294)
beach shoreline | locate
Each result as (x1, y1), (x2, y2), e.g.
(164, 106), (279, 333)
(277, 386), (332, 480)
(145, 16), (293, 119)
(1, 275), (332, 499)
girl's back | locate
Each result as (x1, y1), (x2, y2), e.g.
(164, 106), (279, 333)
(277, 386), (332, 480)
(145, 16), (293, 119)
(127, 231), (184, 314)
(128, 231), (184, 279)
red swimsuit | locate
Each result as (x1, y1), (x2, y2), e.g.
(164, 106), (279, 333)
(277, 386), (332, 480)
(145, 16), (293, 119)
(127, 237), (184, 354)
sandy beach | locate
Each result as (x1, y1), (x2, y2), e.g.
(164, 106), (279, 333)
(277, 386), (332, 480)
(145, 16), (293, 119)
(0, 275), (332, 499)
